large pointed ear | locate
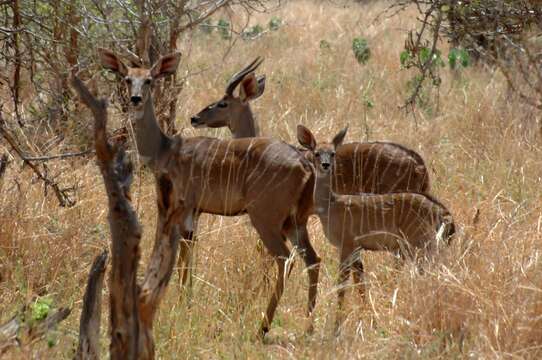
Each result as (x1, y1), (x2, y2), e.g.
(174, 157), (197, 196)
(98, 48), (128, 76)
(332, 126), (348, 148)
(255, 75), (266, 99)
(150, 52), (181, 79)
(297, 125), (317, 151)
(239, 73), (264, 103)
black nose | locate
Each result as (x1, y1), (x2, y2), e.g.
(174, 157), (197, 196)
(130, 96), (142, 105)
(190, 116), (200, 125)
(322, 163), (330, 170)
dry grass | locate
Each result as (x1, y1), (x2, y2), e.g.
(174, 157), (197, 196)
(1, 0), (542, 358)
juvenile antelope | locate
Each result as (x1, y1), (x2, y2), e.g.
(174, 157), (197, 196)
(190, 58), (430, 194)
(99, 49), (320, 337)
(297, 125), (455, 330)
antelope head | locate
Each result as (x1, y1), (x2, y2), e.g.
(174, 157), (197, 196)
(190, 57), (265, 133)
(98, 48), (181, 110)
(297, 125), (348, 175)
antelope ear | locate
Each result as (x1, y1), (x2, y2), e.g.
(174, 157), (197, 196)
(332, 126), (348, 148)
(255, 75), (266, 98)
(151, 52), (181, 79)
(98, 48), (128, 76)
(297, 125), (317, 151)
(239, 73), (264, 103)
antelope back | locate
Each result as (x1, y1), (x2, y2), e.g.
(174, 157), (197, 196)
(332, 141), (430, 194)
(164, 136), (313, 222)
(338, 191), (454, 254)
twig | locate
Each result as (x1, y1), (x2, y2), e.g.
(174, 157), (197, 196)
(0, 111), (76, 207)
(22, 149), (93, 162)
(0, 307), (71, 355)
(0, 153), (8, 178)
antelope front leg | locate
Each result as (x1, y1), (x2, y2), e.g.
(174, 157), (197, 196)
(283, 222), (320, 334)
(177, 209), (198, 289)
(351, 255), (366, 300)
(335, 248), (353, 335)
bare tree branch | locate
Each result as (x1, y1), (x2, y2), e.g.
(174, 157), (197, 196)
(0, 111), (76, 207)
(75, 250), (108, 360)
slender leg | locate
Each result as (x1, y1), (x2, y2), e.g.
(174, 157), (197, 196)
(335, 248), (353, 335)
(351, 257), (366, 300)
(283, 220), (320, 334)
(176, 210), (198, 289)
(250, 216), (291, 338)
(178, 239), (194, 287)
(260, 254), (289, 338)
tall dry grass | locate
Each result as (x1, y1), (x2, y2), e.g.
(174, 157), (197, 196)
(1, 0), (542, 358)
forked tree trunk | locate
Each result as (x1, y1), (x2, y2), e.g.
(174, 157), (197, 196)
(72, 76), (179, 360)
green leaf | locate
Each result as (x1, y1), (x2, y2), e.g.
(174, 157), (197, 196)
(459, 48), (470, 67)
(419, 47), (431, 64)
(242, 24), (264, 39)
(400, 50), (411, 67)
(352, 37), (371, 65)
(448, 48), (470, 69)
(217, 19), (231, 39)
(31, 296), (54, 322)
(448, 48), (459, 69)
(269, 16), (282, 31)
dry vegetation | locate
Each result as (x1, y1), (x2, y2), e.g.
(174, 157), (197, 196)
(1, 0), (542, 358)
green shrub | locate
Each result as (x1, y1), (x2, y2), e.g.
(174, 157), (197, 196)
(242, 24), (264, 40)
(352, 37), (371, 64)
(200, 18), (214, 34)
(319, 39), (331, 50)
(217, 19), (231, 39)
(269, 16), (282, 31)
(31, 296), (54, 322)
(448, 47), (470, 69)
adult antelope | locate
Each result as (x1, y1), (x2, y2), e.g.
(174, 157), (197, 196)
(99, 49), (320, 336)
(297, 125), (455, 331)
(190, 58), (431, 194)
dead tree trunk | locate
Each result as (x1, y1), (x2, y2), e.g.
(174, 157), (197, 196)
(75, 251), (108, 360)
(72, 75), (179, 360)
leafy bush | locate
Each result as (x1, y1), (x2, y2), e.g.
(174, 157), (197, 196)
(31, 296), (54, 322)
(269, 16), (282, 31)
(217, 19), (231, 39)
(320, 40), (331, 50)
(448, 48), (470, 69)
(242, 24), (264, 39)
(200, 18), (214, 34)
(352, 37), (371, 65)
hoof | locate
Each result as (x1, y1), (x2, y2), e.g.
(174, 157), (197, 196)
(257, 326), (269, 341)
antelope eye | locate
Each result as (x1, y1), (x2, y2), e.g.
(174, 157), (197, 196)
(217, 101), (228, 108)
(125, 77), (132, 84)
(315, 153), (321, 158)
(331, 152), (336, 157)
(144, 78), (151, 85)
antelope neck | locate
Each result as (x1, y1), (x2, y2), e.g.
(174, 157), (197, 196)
(131, 95), (171, 166)
(314, 171), (334, 214)
(229, 105), (260, 138)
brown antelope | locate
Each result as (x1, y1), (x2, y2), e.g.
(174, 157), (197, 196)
(190, 58), (431, 195)
(297, 125), (455, 331)
(99, 49), (320, 337)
